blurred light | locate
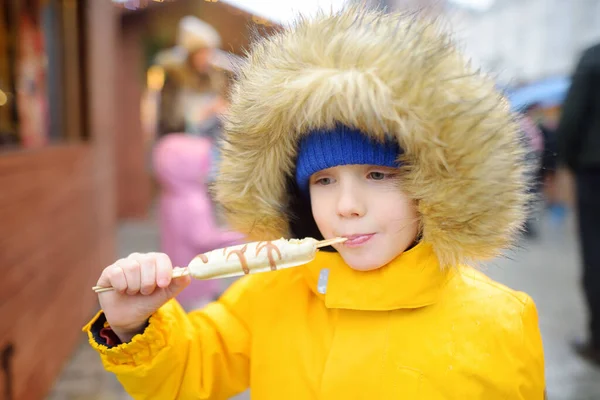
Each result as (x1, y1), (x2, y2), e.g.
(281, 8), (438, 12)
(222, 0), (349, 24)
(449, 0), (495, 11)
(0, 90), (7, 106)
(147, 66), (166, 91)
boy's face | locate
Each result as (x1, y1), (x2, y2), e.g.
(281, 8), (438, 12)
(309, 164), (419, 271)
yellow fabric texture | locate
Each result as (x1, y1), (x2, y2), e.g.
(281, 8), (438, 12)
(83, 243), (545, 399)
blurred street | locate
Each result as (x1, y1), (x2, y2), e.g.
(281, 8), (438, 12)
(44, 208), (600, 400)
(488, 214), (600, 400)
(46, 206), (250, 400)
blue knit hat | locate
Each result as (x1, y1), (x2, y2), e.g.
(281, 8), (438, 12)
(295, 125), (402, 195)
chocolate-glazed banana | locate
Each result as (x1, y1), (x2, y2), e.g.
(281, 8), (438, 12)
(187, 237), (326, 279)
(92, 237), (346, 293)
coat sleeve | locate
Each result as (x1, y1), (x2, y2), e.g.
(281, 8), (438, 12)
(556, 49), (594, 169)
(515, 296), (546, 400)
(83, 276), (256, 400)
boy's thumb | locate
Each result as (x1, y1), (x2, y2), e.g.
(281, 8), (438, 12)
(165, 275), (192, 299)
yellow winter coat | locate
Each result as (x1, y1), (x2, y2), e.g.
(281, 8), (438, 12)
(84, 243), (544, 399)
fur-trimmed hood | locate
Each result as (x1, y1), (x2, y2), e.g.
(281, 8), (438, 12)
(214, 6), (528, 267)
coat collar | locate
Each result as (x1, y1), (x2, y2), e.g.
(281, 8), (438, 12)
(301, 242), (455, 311)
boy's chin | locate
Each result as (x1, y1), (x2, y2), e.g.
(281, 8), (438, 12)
(337, 244), (407, 272)
(338, 252), (386, 271)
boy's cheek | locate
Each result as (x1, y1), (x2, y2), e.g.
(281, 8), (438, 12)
(310, 204), (331, 234)
(313, 216), (331, 238)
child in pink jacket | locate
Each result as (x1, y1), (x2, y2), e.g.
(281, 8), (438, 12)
(152, 134), (244, 308)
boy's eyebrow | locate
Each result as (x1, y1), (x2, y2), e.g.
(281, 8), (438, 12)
(310, 171), (326, 180)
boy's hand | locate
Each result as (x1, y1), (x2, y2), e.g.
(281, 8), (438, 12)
(96, 253), (191, 343)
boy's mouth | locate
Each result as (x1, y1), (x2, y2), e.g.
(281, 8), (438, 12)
(341, 233), (375, 247)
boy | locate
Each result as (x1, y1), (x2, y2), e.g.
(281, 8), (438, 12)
(85, 6), (545, 399)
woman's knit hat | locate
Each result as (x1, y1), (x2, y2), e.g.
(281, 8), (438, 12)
(177, 16), (221, 52)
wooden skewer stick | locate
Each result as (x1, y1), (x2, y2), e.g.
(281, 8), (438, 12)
(316, 237), (347, 248)
(92, 238), (346, 293)
(93, 286), (116, 294)
(91, 267), (190, 293)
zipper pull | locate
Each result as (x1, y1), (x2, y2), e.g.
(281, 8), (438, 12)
(317, 268), (329, 295)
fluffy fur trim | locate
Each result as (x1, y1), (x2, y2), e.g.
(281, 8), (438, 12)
(215, 5), (529, 267)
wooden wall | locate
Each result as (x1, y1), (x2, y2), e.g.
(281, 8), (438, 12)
(0, 0), (117, 398)
(116, 20), (152, 220)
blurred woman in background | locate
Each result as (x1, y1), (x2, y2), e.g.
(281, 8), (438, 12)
(156, 15), (226, 140)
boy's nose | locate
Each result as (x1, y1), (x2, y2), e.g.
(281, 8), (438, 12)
(336, 184), (366, 218)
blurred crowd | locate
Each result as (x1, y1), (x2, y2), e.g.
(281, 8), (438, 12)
(144, 15), (246, 310)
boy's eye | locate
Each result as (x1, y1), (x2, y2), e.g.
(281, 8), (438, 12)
(368, 172), (386, 180)
(315, 177), (332, 185)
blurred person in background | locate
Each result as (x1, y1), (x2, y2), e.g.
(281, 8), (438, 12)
(556, 42), (600, 365)
(524, 103), (562, 223)
(16, 0), (49, 148)
(154, 16), (233, 187)
(520, 108), (545, 238)
(152, 134), (244, 310)
(149, 17), (242, 308)
(525, 103), (558, 183)
(156, 15), (226, 140)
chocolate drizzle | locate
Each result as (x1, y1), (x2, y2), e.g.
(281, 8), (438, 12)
(197, 254), (209, 263)
(256, 241), (282, 271)
(226, 244), (250, 274)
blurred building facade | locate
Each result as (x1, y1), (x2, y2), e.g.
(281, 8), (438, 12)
(0, 1), (118, 399)
(0, 1), (272, 399)
(366, 0), (600, 86)
(364, 0), (446, 11)
(447, 0), (600, 85)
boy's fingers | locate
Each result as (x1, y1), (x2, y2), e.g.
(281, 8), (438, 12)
(96, 265), (113, 288)
(155, 253), (173, 288)
(127, 252), (143, 260)
(123, 259), (142, 295)
(140, 257), (157, 295)
(98, 263), (127, 293)
(109, 266), (128, 293)
(96, 254), (177, 296)
(167, 274), (191, 299)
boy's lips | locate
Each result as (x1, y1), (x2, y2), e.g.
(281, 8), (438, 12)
(340, 233), (375, 247)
